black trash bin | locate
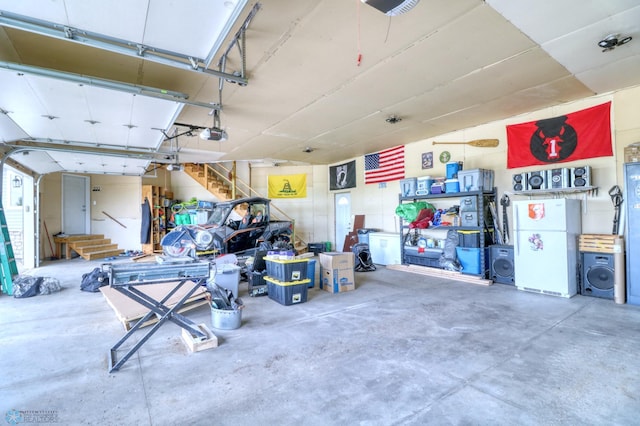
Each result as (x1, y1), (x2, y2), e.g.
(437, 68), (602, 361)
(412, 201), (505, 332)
(357, 229), (378, 245)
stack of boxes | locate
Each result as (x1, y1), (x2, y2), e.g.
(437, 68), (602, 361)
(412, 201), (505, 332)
(318, 252), (356, 293)
(264, 251), (310, 305)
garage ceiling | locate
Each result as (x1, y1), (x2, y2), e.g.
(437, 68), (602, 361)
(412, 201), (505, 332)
(0, 0), (639, 175)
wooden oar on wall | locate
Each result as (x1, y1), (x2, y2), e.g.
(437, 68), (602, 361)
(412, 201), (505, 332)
(432, 139), (499, 147)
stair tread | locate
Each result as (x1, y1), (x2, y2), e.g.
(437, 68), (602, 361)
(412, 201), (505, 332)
(69, 239), (111, 247)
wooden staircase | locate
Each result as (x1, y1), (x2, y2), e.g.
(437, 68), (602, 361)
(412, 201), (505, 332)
(183, 163), (234, 201)
(66, 234), (124, 260)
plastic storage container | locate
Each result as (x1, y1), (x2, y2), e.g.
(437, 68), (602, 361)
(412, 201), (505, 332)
(307, 259), (316, 288)
(403, 246), (443, 268)
(458, 169), (494, 192)
(400, 178), (417, 197)
(308, 242), (326, 254)
(459, 195), (478, 212)
(446, 161), (463, 179)
(248, 270), (268, 297)
(416, 176), (433, 196)
(211, 264), (241, 298)
(265, 276), (310, 305)
(460, 211), (479, 227)
(455, 247), (489, 275)
(445, 178), (460, 193)
(265, 258), (308, 282)
(457, 230), (494, 248)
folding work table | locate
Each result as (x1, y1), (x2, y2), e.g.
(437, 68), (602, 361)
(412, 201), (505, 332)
(105, 260), (211, 372)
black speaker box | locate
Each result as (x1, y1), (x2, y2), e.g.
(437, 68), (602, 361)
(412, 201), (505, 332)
(571, 166), (591, 188)
(526, 170), (547, 190)
(581, 252), (614, 299)
(512, 173), (526, 191)
(490, 245), (514, 285)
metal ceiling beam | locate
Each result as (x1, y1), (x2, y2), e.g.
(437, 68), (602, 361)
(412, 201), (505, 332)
(7, 140), (175, 163)
(0, 61), (220, 110)
(0, 9), (250, 85)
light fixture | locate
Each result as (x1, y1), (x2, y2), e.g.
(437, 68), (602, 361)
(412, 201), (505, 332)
(12, 175), (22, 188)
(303, 147), (314, 153)
(166, 163), (184, 172)
(361, 0), (420, 16)
(386, 115), (402, 124)
(598, 34), (632, 52)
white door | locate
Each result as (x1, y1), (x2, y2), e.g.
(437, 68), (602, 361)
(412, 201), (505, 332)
(334, 192), (351, 252)
(62, 174), (89, 235)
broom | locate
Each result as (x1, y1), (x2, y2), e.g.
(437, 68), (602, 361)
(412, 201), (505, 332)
(432, 139), (499, 147)
(43, 221), (58, 260)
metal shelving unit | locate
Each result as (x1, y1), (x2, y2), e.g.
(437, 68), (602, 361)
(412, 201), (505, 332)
(398, 188), (497, 277)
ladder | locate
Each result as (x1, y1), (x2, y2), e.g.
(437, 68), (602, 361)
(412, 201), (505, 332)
(0, 200), (18, 295)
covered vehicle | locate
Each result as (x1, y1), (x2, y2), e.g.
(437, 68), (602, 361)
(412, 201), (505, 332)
(160, 197), (294, 262)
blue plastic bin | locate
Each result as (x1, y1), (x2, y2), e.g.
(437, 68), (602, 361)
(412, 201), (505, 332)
(307, 259), (316, 288)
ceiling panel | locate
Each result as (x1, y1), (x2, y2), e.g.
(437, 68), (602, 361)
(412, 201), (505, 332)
(2, 0), (640, 174)
(0, 113), (28, 143)
(47, 151), (150, 175)
(486, 0), (639, 44)
(0, 69), (181, 149)
(10, 150), (62, 175)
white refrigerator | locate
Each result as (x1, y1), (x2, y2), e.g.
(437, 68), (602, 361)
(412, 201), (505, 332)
(513, 198), (582, 298)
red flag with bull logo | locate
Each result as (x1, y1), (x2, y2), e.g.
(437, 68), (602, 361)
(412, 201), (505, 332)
(506, 102), (612, 168)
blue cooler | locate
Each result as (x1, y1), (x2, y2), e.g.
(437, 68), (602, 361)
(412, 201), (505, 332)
(445, 178), (460, 193)
(446, 161), (463, 179)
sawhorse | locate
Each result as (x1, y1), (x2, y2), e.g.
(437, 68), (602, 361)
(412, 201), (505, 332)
(105, 261), (211, 372)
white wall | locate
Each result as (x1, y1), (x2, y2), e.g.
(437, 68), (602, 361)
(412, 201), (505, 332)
(251, 86), (640, 250)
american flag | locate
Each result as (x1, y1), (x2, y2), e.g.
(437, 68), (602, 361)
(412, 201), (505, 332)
(364, 145), (405, 184)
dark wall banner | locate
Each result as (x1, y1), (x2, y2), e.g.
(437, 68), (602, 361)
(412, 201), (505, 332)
(506, 101), (612, 168)
(329, 160), (356, 190)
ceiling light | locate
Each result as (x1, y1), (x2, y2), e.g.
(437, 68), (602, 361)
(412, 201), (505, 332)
(598, 34), (632, 52)
(167, 164), (184, 172)
(303, 147), (314, 153)
(361, 0), (420, 16)
(386, 115), (402, 124)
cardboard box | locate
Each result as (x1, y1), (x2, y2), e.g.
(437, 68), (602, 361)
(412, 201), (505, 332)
(319, 252), (355, 270)
(318, 252), (355, 293)
(320, 267), (355, 293)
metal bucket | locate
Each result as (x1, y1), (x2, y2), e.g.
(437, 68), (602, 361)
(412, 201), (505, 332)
(210, 307), (242, 330)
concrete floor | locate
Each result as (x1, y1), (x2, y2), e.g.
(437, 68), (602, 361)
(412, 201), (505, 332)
(1, 256), (639, 426)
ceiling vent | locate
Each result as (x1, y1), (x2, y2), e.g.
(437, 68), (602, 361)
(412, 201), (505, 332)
(361, 0), (420, 16)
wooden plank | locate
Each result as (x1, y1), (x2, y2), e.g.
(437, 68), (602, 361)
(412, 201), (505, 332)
(386, 263), (493, 286)
(100, 282), (209, 331)
(181, 323), (218, 352)
(579, 234), (620, 253)
(85, 249), (124, 260)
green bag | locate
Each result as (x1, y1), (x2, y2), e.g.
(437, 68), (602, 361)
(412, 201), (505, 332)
(395, 202), (435, 222)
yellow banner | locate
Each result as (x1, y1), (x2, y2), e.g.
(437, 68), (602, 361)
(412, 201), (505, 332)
(268, 174), (307, 198)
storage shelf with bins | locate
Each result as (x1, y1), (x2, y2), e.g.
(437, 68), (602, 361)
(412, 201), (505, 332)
(398, 188), (497, 277)
(142, 184), (173, 254)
